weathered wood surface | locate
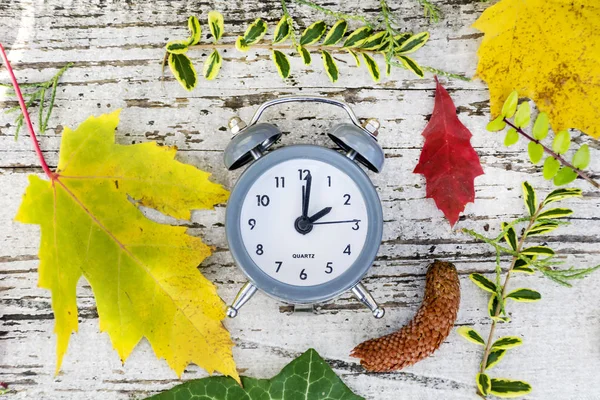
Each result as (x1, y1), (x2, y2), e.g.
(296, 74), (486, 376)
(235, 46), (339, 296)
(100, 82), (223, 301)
(1, 0), (599, 399)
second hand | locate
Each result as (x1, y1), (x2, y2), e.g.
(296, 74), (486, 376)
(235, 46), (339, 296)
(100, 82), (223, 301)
(311, 219), (361, 225)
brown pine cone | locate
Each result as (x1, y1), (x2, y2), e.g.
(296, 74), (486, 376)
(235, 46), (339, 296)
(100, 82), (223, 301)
(351, 260), (460, 372)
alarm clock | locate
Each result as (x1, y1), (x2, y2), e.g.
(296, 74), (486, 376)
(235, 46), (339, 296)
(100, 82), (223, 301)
(223, 96), (385, 319)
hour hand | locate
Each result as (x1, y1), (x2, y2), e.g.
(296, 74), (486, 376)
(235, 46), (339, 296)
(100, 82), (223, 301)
(308, 207), (332, 223)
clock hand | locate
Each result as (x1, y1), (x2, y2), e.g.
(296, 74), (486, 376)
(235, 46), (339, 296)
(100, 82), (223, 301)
(302, 172), (312, 218)
(312, 219), (361, 225)
(308, 207), (332, 223)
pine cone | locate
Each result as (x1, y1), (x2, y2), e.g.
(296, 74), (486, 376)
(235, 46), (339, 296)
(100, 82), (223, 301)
(351, 260), (460, 372)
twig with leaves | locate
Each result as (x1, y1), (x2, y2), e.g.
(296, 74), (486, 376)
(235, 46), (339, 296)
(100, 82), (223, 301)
(458, 182), (600, 398)
(0, 63), (72, 138)
(162, 7), (468, 92)
(487, 91), (598, 189)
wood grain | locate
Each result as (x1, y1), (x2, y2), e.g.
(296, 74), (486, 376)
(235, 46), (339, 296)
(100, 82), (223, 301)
(1, 0), (599, 399)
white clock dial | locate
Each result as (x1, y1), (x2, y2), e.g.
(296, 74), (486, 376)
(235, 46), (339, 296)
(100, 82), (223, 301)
(239, 158), (369, 286)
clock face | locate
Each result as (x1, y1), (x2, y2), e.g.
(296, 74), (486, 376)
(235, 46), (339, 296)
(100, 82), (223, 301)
(239, 158), (369, 286)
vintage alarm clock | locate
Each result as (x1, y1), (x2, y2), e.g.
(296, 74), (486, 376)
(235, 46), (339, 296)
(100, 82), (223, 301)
(223, 96), (385, 319)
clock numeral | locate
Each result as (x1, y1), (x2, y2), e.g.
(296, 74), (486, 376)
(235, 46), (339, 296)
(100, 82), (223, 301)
(275, 176), (285, 188)
(298, 169), (310, 180)
(327, 176), (332, 187)
(248, 218), (256, 230)
(256, 194), (270, 207)
(352, 220), (360, 230)
(256, 244), (264, 255)
(325, 262), (333, 274)
(299, 269), (308, 280)
(343, 194), (351, 205)
(343, 244), (351, 255)
(275, 261), (283, 273)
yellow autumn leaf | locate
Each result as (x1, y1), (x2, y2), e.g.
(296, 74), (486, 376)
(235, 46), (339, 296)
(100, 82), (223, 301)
(473, 0), (600, 138)
(15, 110), (238, 381)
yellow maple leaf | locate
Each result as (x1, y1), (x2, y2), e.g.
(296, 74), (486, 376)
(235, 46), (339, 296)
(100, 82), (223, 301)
(15, 110), (238, 381)
(473, 0), (600, 138)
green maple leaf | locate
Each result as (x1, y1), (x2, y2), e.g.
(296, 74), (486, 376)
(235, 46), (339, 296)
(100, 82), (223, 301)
(146, 348), (364, 400)
(15, 110), (237, 380)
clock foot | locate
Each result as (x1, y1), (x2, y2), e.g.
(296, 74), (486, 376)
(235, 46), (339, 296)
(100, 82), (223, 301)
(227, 282), (258, 318)
(352, 282), (385, 319)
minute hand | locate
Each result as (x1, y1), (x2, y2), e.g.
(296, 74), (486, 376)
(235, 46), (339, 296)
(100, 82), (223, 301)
(312, 219), (361, 225)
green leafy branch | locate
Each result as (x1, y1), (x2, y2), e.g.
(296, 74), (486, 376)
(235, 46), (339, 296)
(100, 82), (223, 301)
(1, 62), (72, 138)
(162, 7), (468, 92)
(487, 91), (598, 189)
(458, 182), (600, 398)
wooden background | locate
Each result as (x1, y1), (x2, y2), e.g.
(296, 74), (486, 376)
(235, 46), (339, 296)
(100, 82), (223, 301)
(1, 0), (599, 399)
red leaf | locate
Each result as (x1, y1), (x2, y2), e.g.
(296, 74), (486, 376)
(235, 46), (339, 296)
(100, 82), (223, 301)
(413, 77), (484, 226)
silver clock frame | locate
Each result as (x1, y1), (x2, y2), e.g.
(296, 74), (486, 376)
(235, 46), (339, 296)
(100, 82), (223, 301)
(223, 96), (386, 319)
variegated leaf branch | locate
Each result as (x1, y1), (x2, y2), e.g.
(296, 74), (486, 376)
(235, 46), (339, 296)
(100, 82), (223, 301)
(487, 91), (599, 189)
(162, 9), (467, 91)
(1, 62), (72, 138)
(458, 182), (600, 398)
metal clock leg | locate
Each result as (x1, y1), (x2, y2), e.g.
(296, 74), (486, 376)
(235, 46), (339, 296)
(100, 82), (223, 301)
(226, 282), (258, 318)
(352, 282), (385, 319)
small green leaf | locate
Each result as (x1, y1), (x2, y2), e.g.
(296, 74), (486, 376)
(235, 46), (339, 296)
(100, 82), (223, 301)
(501, 222), (518, 251)
(208, 11), (224, 43)
(488, 295), (509, 322)
(396, 32), (430, 54)
(271, 50), (291, 79)
(322, 20), (347, 46)
(537, 207), (573, 220)
(343, 26), (373, 48)
(235, 36), (250, 52)
(484, 349), (506, 370)
(573, 144), (590, 170)
(456, 326), (485, 345)
(528, 142), (544, 164)
(501, 91), (518, 118)
(543, 188), (582, 206)
(528, 221), (559, 236)
(359, 31), (388, 50)
(273, 16), (291, 44)
(522, 182), (537, 217)
(347, 49), (360, 67)
(504, 128), (519, 146)
(477, 373), (491, 396)
(552, 130), (571, 154)
(385, 59), (391, 76)
(300, 21), (327, 46)
(321, 51), (339, 83)
(243, 18), (268, 45)
(187, 16), (202, 45)
(490, 379), (532, 398)
(168, 53), (197, 91)
(513, 263), (535, 274)
(521, 246), (554, 257)
(506, 288), (541, 302)
(470, 273), (497, 293)
(203, 49), (222, 80)
(166, 40), (189, 54)
(554, 167), (578, 186)
(486, 115), (506, 132)
(298, 46), (311, 65)
(532, 112), (549, 140)
(398, 55), (424, 78)
(492, 336), (523, 350)
(362, 53), (380, 82)
(514, 102), (531, 128)
(543, 157), (560, 180)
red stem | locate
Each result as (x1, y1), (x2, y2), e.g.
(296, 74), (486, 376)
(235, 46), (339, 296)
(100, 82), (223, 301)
(504, 118), (599, 189)
(0, 43), (56, 180)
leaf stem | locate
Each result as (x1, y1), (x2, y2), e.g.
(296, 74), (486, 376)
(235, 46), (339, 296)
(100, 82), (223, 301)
(0, 43), (56, 180)
(477, 206), (539, 395)
(293, 0), (377, 29)
(504, 118), (600, 189)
